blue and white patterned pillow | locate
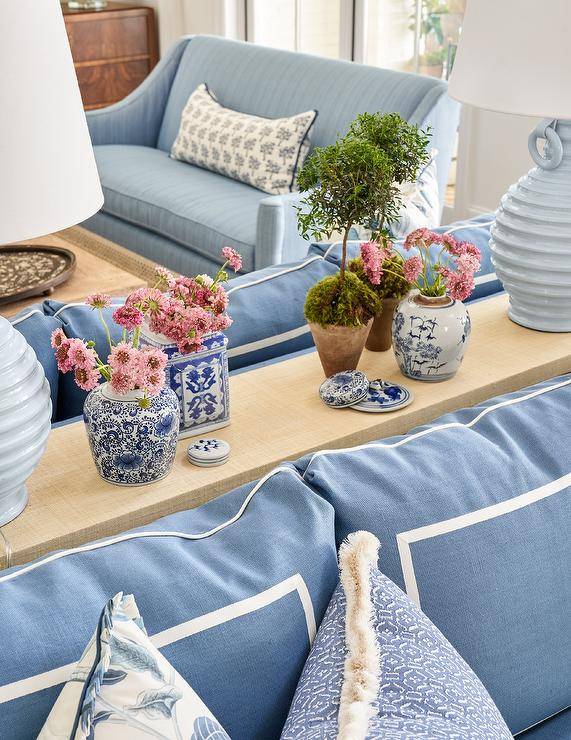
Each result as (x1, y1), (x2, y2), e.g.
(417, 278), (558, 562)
(38, 592), (230, 740)
(281, 532), (512, 740)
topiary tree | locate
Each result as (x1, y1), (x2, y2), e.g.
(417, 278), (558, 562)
(347, 111), (431, 240)
(297, 112), (430, 327)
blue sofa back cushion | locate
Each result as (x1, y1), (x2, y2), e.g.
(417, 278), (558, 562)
(225, 255), (337, 369)
(311, 213), (501, 303)
(0, 467), (338, 740)
(10, 305), (63, 422)
(282, 564), (511, 740)
(294, 375), (571, 735)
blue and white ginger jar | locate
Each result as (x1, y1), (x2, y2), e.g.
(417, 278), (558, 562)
(83, 383), (179, 486)
(392, 291), (471, 382)
(139, 325), (230, 439)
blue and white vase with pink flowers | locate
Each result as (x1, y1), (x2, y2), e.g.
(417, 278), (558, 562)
(390, 228), (481, 381)
(136, 247), (241, 438)
(51, 296), (179, 486)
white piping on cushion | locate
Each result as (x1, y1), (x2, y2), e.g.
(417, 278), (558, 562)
(227, 324), (311, 358)
(337, 531), (381, 740)
(444, 219), (494, 234)
(303, 375), (571, 473)
(226, 255), (323, 295)
(53, 301), (124, 318)
(10, 309), (45, 326)
(0, 465), (299, 584)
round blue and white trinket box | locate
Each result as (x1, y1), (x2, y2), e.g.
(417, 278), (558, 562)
(187, 438), (230, 467)
(350, 379), (414, 413)
(319, 371), (369, 408)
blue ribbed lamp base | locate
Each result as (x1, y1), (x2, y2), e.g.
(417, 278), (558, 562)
(490, 119), (571, 332)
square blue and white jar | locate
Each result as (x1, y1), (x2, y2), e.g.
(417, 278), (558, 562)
(139, 326), (230, 439)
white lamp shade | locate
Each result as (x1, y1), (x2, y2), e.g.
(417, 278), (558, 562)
(0, 0), (103, 244)
(448, 0), (571, 119)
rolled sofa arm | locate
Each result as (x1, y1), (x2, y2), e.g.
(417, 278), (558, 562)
(86, 37), (190, 147)
(255, 191), (311, 269)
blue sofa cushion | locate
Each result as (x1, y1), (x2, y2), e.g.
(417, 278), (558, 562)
(10, 305), (63, 422)
(294, 375), (571, 735)
(94, 144), (265, 273)
(0, 467), (338, 740)
(225, 255), (337, 370)
(282, 535), (511, 740)
(312, 213), (501, 303)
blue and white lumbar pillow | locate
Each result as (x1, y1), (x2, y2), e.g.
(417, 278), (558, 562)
(171, 83), (317, 195)
(281, 532), (512, 740)
(38, 592), (229, 740)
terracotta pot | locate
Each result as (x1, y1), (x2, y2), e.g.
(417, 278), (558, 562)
(309, 320), (372, 378)
(366, 297), (399, 352)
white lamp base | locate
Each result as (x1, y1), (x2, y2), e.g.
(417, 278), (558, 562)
(0, 485), (28, 528)
(490, 119), (571, 332)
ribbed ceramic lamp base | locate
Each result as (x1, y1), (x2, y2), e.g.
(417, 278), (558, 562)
(490, 119), (571, 332)
(0, 485), (28, 528)
(0, 317), (52, 526)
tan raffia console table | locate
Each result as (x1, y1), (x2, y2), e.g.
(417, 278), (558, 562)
(2, 293), (570, 568)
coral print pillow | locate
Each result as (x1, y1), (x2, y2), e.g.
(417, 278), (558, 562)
(38, 592), (230, 740)
(171, 83), (317, 195)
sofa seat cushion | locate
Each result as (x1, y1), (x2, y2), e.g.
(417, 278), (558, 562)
(94, 145), (265, 272)
(295, 375), (571, 736)
(0, 467), (338, 740)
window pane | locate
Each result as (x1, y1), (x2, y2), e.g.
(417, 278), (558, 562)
(299, 0), (342, 58)
(248, 0), (343, 58)
(365, 0), (465, 80)
(366, 0), (415, 72)
(248, 0), (296, 51)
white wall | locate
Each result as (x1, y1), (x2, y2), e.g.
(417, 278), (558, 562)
(454, 106), (542, 219)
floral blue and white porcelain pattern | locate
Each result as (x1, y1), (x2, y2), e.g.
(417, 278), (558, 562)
(319, 371), (369, 408)
(83, 384), (179, 486)
(140, 328), (230, 439)
(38, 593), (230, 740)
(351, 379), (413, 413)
(392, 291), (471, 382)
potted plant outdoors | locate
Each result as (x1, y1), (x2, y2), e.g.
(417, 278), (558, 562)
(297, 136), (394, 377)
(51, 293), (179, 486)
(349, 250), (410, 351)
(345, 112), (431, 350)
(392, 228), (482, 381)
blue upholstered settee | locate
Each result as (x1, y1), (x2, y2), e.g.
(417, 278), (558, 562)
(82, 35), (459, 277)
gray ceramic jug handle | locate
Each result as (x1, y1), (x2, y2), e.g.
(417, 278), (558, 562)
(528, 118), (563, 170)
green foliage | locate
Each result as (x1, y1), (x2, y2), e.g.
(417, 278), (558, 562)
(304, 272), (381, 328)
(347, 112), (430, 188)
(297, 137), (396, 245)
(348, 254), (410, 300)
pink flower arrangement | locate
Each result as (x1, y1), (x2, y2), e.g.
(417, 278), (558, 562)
(359, 229), (481, 302)
(51, 247), (242, 406)
(402, 228), (481, 301)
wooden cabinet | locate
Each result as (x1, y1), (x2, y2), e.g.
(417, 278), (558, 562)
(62, 2), (159, 110)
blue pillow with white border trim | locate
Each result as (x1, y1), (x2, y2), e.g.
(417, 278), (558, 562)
(311, 213), (501, 302)
(0, 466), (338, 740)
(294, 374), (571, 735)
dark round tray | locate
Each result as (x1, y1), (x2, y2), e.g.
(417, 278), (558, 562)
(0, 245), (76, 306)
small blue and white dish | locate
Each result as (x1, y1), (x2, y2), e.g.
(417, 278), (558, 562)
(350, 379), (413, 413)
(319, 371), (369, 408)
(187, 438), (230, 467)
